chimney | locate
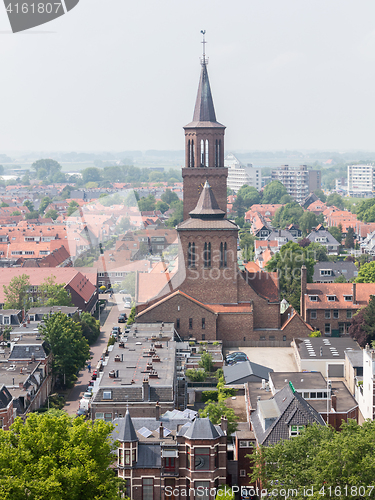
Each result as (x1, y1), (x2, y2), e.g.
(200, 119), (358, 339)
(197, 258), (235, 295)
(142, 377), (150, 401)
(155, 401), (160, 421)
(220, 415), (228, 435)
(300, 265), (307, 319)
(352, 282), (357, 305)
(159, 421), (164, 439)
(331, 393), (337, 412)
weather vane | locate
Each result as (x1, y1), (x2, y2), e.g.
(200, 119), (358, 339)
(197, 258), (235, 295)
(201, 30), (208, 65)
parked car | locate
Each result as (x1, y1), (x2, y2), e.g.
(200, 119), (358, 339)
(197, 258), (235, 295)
(82, 392), (92, 399)
(226, 355), (248, 365)
(76, 408), (88, 418)
(118, 313), (127, 323)
(118, 289), (128, 294)
(226, 351), (246, 362)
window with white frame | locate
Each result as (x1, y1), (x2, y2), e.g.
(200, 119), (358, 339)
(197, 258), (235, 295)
(239, 441), (253, 448)
(290, 425), (305, 437)
(310, 310), (317, 320)
(3, 316), (10, 325)
(309, 295), (318, 301)
(325, 310), (331, 319)
(240, 470), (246, 477)
(325, 324), (331, 334)
(344, 295), (353, 301)
(103, 391), (112, 400)
(327, 295), (336, 302)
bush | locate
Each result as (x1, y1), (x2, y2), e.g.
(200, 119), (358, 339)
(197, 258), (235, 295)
(202, 390), (219, 403)
(309, 330), (321, 337)
(185, 369), (206, 382)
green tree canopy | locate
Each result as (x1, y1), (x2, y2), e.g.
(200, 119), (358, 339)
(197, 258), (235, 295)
(239, 232), (257, 261)
(328, 225), (342, 245)
(25, 210), (40, 220)
(199, 351), (214, 373)
(36, 276), (73, 307)
(155, 200), (169, 213)
(39, 312), (90, 387)
(39, 196), (52, 214)
(262, 181), (288, 204)
(314, 189), (326, 202)
(272, 203), (304, 229)
(266, 241), (314, 312)
(345, 226), (355, 249)
(299, 211), (318, 236)
(44, 208), (59, 220)
(67, 200), (80, 216)
(326, 192), (345, 209)
(137, 194), (156, 212)
(23, 199), (34, 212)
(355, 198), (375, 222)
(306, 242), (328, 262)
(3, 274), (32, 310)
(0, 412), (123, 500)
(81, 167), (103, 184)
(249, 420), (375, 497)
(161, 188), (179, 205)
(32, 159), (62, 180)
(348, 298), (375, 347)
(355, 260), (375, 283)
(166, 199), (184, 227)
(233, 185), (261, 217)
(199, 400), (238, 435)
(74, 311), (100, 345)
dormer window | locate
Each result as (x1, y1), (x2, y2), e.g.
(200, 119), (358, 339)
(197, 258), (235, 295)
(290, 425), (305, 437)
(320, 270), (331, 276)
(344, 295), (353, 301)
(327, 295), (336, 301)
(309, 295), (318, 301)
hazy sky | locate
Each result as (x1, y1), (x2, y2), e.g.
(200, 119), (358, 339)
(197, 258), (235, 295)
(1, 0), (375, 153)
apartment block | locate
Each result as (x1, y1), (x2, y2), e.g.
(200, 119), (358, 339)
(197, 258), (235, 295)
(347, 164), (375, 197)
(271, 165), (321, 203)
(225, 153), (262, 192)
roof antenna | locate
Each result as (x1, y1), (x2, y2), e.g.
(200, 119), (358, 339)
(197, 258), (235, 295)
(200, 30), (208, 66)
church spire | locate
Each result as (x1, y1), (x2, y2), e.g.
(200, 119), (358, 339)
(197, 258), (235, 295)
(192, 30), (218, 124)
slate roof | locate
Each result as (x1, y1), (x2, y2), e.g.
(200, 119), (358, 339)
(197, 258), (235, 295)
(189, 181), (226, 219)
(313, 261), (358, 283)
(137, 444), (162, 467)
(223, 360), (273, 385)
(251, 384), (326, 446)
(115, 409), (138, 442)
(0, 385), (12, 409)
(180, 417), (224, 439)
(184, 61), (225, 129)
(9, 344), (47, 360)
(307, 229), (340, 246)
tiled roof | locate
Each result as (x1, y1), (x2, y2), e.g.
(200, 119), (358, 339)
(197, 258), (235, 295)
(0, 385), (13, 409)
(304, 282), (375, 309)
(177, 218), (237, 231)
(66, 272), (96, 303)
(242, 270), (279, 302)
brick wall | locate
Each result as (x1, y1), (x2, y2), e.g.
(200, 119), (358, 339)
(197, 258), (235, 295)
(182, 167), (228, 220)
(217, 313), (254, 343)
(305, 308), (358, 335)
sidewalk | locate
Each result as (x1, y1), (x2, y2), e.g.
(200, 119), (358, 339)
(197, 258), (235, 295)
(63, 298), (116, 415)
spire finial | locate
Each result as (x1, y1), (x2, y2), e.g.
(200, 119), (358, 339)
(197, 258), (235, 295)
(200, 30), (208, 66)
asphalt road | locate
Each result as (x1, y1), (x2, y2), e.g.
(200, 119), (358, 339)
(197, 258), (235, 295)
(63, 297), (131, 415)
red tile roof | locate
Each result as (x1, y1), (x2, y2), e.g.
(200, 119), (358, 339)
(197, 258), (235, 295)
(304, 282), (375, 309)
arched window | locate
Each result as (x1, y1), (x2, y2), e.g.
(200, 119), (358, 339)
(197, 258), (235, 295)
(220, 242), (224, 267)
(218, 140), (221, 167)
(191, 140), (195, 167)
(204, 242), (211, 268)
(188, 140), (191, 168)
(205, 139), (209, 167)
(224, 242), (227, 268)
(188, 242), (196, 267)
(215, 139), (219, 167)
(200, 140), (204, 167)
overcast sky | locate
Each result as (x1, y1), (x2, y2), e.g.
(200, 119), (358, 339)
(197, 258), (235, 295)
(1, 0), (375, 153)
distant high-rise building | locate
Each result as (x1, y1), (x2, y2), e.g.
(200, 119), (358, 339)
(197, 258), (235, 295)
(347, 164), (375, 198)
(225, 153), (262, 192)
(271, 165), (321, 203)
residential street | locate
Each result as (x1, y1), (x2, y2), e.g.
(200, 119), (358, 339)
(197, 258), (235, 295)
(63, 296), (131, 415)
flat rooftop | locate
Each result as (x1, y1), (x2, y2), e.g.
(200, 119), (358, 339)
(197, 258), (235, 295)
(295, 337), (361, 360)
(270, 371), (327, 391)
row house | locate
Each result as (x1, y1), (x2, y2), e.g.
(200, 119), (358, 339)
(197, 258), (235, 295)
(301, 266), (374, 336)
(244, 204), (282, 223)
(307, 225), (340, 255)
(0, 385), (15, 430)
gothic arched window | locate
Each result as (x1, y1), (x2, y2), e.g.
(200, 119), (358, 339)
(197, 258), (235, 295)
(204, 242), (211, 268)
(188, 242), (196, 268)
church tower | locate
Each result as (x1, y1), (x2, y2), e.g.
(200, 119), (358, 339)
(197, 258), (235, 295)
(182, 33), (228, 220)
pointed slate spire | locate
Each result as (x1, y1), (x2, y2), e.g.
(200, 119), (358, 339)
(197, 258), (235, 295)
(192, 62), (217, 123)
(120, 408), (138, 442)
(183, 417), (222, 440)
(189, 180), (226, 219)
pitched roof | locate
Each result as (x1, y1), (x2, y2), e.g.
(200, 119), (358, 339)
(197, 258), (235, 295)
(184, 62), (225, 129)
(224, 360), (273, 385)
(189, 181), (226, 219)
(66, 272), (96, 303)
(304, 282), (375, 309)
(180, 417), (223, 439)
(115, 409), (138, 442)
(0, 385), (13, 409)
(242, 270), (279, 302)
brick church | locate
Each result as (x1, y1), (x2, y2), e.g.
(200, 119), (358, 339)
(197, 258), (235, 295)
(136, 52), (311, 345)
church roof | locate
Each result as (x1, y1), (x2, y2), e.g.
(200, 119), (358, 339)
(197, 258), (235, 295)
(189, 181), (226, 219)
(184, 62), (225, 129)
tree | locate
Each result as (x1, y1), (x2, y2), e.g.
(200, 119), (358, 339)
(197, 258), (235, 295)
(81, 167), (103, 184)
(306, 242), (328, 262)
(261, 181), (288, 204)
(36, 276), (73, 307)
(186, 368), (207, 382)
(161, 188), (179, 205)
(345, 226), (355, 249)
(10, 211), (21, 216)
(0, 201), (9, 207)
(236, 185), (261, 209)
(328, 225), (342, 245)
(32, 159), (62, 180)
(44, 208), (59, 220)
(120, 272), (136, 297)
(138, 194), (156, 212)
(116, 216), (131, 234)
(39, 312), (90, 386)
(67, 200), (80, 216)
(199, 401), (238, 435)
(155, 200), (169, 213)
(25, 210), (40, 220)
(39, 196), (52, 214)
(272, 203), (304, 229)
(199, 352), (214, 373)
(348, 296), (375, 347)
(249, 420), (375, 495)
(166, 199), (183, 227)
(239, 232), (257, 261)
(3, 274), (32, 310)
(356, 260), (375, 283)
(74, 311), (100, 345)
(314, 189), (326, 202)
(0, 412), (124, 500)
(326, 192), (345, 209)
(299, 211), (318, 236)
(266, 241), (314, 312)
(334, 274), (347, 283)
(23, 199), (34, 212)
